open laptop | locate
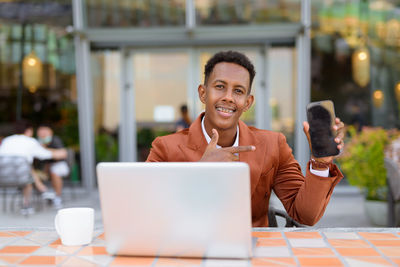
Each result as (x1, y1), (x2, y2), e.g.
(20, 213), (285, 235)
(96, 162), (252, 259)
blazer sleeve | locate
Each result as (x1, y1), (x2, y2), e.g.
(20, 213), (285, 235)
(272, 133), (343, 226)
(146, 137), (168, 162)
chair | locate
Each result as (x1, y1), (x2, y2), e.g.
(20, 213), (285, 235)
(384, 158), (400, 227)
(0, 156), (32, 212)
(268, 206), (305, 227)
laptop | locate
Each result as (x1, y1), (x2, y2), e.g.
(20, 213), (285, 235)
(96, 162), (252, 259)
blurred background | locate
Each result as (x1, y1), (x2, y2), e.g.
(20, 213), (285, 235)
(0, 0), (399, 227)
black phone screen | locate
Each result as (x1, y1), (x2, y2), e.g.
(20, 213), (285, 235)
(306, 101), (340, 158)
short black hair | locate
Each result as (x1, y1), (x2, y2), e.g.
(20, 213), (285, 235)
(204, 51), (256, 93)
(15, 120), (33, 134)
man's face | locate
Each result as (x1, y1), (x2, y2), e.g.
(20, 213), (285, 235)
(198, 62), (254, 132)
(37, 127), (52, 144)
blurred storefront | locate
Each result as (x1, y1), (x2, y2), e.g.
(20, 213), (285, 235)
(1, 1), (399, 191)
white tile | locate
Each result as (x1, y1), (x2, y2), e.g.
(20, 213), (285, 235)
(204, 259), (251, 267)
(89, 238), (106, 247)
(0, 237), (17, 248)
(288, 238), (327, 248)
(79, 255), (114, 266)
(9, 238), (40, 246)
(253, 247), (290, 257)
(26, 231), (58, 245)
(32, 246), (67, 256)
(344, 257), (390, 267)
(324, 232), (360, 239)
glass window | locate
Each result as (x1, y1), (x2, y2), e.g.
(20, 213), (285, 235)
(133, 51), (189, 160)
(268, 47), (296, 149)
(195, 0), (301, 25)
(86, 0), (186, 28)
(91, 51), (121, 163)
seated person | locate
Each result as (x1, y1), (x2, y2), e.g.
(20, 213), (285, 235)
(147, 51), (345, 227)
(175, 104), (192, 132)
(35, 124), (70, 209)
(0, 120), (67, 214)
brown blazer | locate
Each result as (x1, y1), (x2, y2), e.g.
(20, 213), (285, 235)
(146, 113), (343, 227)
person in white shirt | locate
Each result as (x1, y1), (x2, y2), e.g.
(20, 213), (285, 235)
(0, 120), (67, 215)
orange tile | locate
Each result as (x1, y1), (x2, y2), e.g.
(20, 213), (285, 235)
(297, 257), (343, 266)
(346, 257), (392, 266)
(49, 245), (81, 254)
(358, 232), (398, 240)
(370, 239), (400, 247)
(336, 247), (380, 256)
(51, 239), (62, 245)
(256, 238), (286, 247)
(0, 232), (14, 237)
(155, 257), (202, 266)
(0, 246), (39, 254)
(252, 257), (296, 266)
(62, 257), (98, 266)
(285, 232), (321, 239)
(390, 258), (400, 265)
(20, 256), (66, 265)
(252, 232), (282, 238)
(292, 247), (334, 256)
(379, 247), (400, 257)
(78, 246), (108, 255)
(9, 231), (31, 237)
(111, 256), (155, 266)
(97, 233), (106, 240)
(328, 239), (371, 248)
(0, 255), (25, 264)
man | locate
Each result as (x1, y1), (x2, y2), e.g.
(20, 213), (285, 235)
(146, 51), (344, 227)
(36, 125), (70, 209)
(0, 120), (67, 214)
(175, 104), (192, 132)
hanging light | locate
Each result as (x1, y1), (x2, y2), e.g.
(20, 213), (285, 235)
(395, 82), (400, 102)
(22, 51), (43, 93)
(352, 47), (370, 87)
(373, 90), (384, 108)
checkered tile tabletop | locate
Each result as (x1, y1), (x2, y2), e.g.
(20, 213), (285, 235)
(0, 228), (399, 266)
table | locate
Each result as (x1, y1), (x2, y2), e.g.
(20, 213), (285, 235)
(0, 228), (399, 266)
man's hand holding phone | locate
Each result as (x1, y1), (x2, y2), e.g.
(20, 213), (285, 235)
(304, 100), (345, 171)
(303, 118), (345, 170)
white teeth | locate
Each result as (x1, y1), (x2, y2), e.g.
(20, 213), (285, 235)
(216, 107), (234, 113)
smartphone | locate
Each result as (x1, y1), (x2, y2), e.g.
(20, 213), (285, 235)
(306, 100), (340, 158)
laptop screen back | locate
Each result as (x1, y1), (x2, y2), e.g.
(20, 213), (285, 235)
(96, 162), (252, 259)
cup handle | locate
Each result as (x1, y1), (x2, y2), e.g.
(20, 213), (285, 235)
(54, 213), (61, 235)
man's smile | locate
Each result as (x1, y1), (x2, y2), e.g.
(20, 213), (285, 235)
(216, 105), (236, 117)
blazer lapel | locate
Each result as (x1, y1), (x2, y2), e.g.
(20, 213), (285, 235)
(178, 113), (208, 161)
(238, 120), (262, 196)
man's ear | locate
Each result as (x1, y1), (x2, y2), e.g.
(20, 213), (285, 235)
(198, 84), (206, 104)
(244, 94), (254, 112)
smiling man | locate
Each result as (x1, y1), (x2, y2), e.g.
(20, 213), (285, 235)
(146, 51), (344, 227)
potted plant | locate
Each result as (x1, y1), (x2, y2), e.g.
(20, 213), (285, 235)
(337, 126), (390, 225)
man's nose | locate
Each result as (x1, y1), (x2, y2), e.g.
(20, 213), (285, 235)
(222, 88), (234, 102)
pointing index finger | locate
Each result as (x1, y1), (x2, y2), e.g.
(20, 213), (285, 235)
(223, 145), (256, 153)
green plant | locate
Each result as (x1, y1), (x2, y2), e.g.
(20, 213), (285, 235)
(95, 131), (118, 162)
(337, 126), (390, 200)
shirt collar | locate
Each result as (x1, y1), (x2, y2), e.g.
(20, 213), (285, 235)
(201, 115), (239, 148)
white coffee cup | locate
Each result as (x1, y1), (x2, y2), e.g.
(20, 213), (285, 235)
(55, 207), (94, 246)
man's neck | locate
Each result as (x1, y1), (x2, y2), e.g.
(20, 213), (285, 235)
(203, 115), (237, 147)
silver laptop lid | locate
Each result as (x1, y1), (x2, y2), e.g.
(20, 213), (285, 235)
(97, 162), (252, 259)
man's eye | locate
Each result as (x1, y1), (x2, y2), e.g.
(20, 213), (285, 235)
(235, 89), (244, 94)
(216, 84), (224, 89)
